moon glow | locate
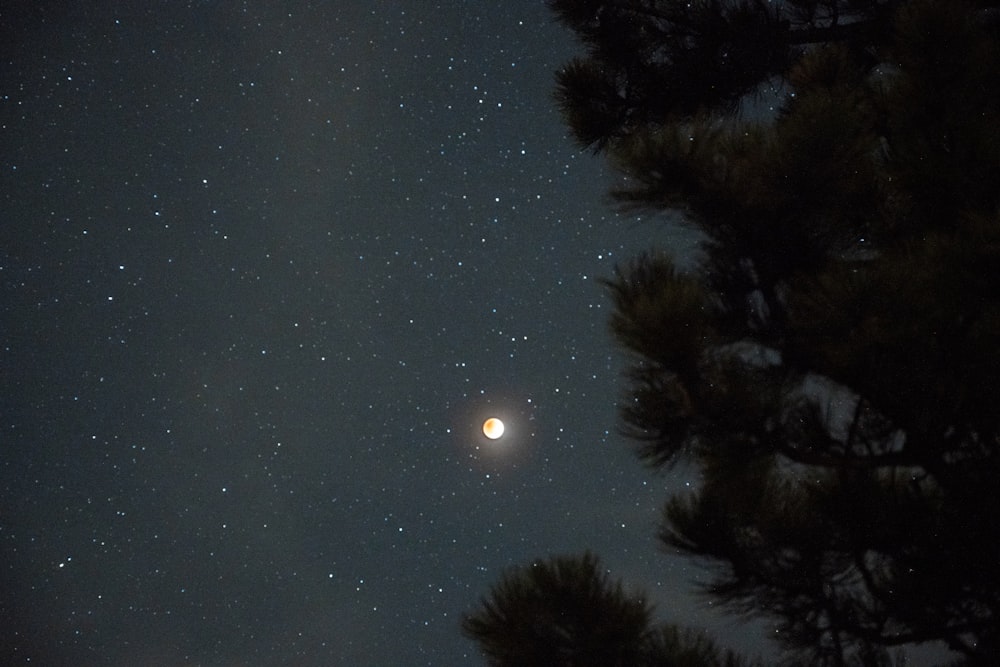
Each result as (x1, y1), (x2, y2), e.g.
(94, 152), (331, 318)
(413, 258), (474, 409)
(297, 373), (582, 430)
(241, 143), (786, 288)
(482, 417), (505, 440)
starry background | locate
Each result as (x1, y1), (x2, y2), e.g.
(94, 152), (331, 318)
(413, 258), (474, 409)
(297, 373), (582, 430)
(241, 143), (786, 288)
(0, 3), (770, 665)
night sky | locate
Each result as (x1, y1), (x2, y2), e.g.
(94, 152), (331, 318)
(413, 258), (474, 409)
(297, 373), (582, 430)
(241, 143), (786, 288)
(0, 3), (771, 665)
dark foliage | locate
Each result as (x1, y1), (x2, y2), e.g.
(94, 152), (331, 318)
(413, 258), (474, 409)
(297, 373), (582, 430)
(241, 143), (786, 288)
(461, 552), (652, 667)
(550, 0), (901, 150)
(566, 0), (1000, 663)
(462, 552), (763, 667)
(468, 1), (1000, 665)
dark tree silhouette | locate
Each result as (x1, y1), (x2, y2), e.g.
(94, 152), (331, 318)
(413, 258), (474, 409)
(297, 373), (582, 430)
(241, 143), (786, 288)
(462, 552), (651, 666)
(546, 0), (1000, 664)
(549, 0), (998, 150)
(462, 552), (763, 667)
(466, 1), (1000, 664)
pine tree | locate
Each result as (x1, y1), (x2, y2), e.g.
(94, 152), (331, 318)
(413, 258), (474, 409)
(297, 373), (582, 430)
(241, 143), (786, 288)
(462, 552), (763, 666)
(552, 0), (1000, 663)
(466, 1), (1000, 663)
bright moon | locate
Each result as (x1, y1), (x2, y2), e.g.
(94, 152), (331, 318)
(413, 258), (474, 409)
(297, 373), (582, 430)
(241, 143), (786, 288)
(482, 417), (505, 440)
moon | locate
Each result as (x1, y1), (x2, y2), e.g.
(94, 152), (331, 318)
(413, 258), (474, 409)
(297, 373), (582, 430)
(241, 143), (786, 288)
(482, 417), (505, 440)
